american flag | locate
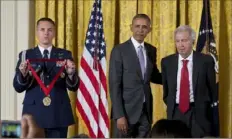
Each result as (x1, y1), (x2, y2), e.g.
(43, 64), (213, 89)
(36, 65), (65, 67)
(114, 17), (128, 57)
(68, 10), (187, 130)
(196, 0), (219, 73)
(196, 0), (219, 137)
(76, 0), (109, 138)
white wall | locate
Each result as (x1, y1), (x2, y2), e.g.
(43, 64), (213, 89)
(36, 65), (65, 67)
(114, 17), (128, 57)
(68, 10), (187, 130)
(1, 0), (34, 120)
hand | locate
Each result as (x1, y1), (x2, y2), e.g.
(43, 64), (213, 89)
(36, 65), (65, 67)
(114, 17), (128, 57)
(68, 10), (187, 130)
(19, 61), (29, 77)
(117, 117), (128, 134)
(20, 114), (45, 138)
(65, 59), (76, 75)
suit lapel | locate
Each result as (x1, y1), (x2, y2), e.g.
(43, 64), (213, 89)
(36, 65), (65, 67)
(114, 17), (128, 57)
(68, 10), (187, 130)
(34, 46), (43, 67)
(192, 52), (199, 94)
(34, 46), (42, 59)
(172, 54), (178, 96)
(128, 40), (143, 80)
(144, 44), (152, 82)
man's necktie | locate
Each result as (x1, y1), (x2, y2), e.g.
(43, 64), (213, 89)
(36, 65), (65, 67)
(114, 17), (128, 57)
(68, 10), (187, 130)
(43, 49), (49, 73)
(179, 60), (190, 113)
(138, 46), (145, 79)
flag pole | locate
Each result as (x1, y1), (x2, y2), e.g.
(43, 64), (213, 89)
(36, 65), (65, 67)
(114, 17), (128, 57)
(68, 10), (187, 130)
(93, 0), (100, 71)
(205, 0), (209, 53)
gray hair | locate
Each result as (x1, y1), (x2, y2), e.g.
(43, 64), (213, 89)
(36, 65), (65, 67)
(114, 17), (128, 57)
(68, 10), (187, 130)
(174, 25), (196, 43)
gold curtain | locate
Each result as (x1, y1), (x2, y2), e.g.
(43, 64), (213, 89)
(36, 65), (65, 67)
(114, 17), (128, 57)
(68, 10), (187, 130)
(34, 0), (232, 137)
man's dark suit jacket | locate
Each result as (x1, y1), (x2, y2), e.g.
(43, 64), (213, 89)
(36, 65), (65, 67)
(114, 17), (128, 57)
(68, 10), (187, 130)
(161, 51), (217, 133)
(13, 46), (79, 128)
(109, 39), (162, 124)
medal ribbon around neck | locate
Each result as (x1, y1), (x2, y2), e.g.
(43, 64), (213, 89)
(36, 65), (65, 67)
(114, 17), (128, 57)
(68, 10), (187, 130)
(26, 59), (66, 96)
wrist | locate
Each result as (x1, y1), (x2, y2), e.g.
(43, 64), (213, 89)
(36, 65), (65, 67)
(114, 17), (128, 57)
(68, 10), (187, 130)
(21, 72), (28, 78)
(68, 74), (73, 80)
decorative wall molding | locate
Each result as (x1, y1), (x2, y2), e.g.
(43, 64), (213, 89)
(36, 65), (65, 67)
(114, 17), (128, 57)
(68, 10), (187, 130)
(1, 0), (34, 120)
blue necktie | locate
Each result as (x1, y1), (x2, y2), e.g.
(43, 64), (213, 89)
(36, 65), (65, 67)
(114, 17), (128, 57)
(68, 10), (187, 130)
(43, 49), (49, 59)
(138, 46), (145, 79)
(43, 49), (49, 73)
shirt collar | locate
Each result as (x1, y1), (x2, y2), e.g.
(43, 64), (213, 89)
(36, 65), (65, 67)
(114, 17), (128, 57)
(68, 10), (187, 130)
(179, 51), (193, 62)
(38, 45), (52, 55)
(131, 36), (144, 49)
